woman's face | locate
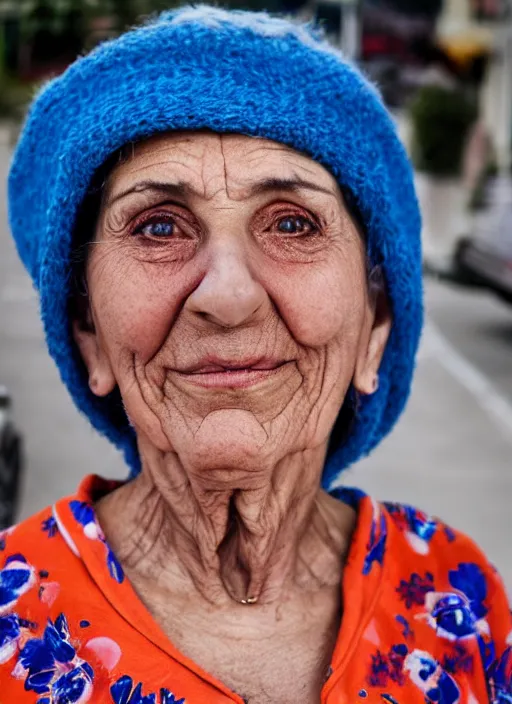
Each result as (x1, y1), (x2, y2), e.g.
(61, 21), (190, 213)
(74, 132), (391, 476)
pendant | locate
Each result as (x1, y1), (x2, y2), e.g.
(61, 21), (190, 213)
(240, 596), (258, 605)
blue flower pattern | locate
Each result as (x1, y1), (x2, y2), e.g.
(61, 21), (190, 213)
(441, 644), (474, 676)
(69, 500), (124, 583)
(7, 612), (188, 704)
(0, 517), (188, 702)
(488, 646), (512, 703)
(42, 517), (58, 539)
(376, 560), (512, 703)
(0, 612), (21, 663)
(404, 650), (461, 704)
(394, 614), (413, 640)
(0, 555), (35, 615)
(396, 572), (435, 608)
(384, 502), (438, 554)
(111, 675), (186, 704)
(15, 613), (94, 703)
(363, 502), (387, 576)
(358, 496), (512, 704)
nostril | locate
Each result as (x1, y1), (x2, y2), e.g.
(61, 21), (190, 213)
(184, 258), (267, 328)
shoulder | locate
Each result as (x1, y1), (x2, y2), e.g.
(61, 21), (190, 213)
(381, 498), (510, 609)
(381, 498), (504, 579)
(381, 500), (512, 691)
(383, 499), (463, 558)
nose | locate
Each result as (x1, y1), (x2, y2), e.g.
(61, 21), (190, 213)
(186, 245), (268, 328)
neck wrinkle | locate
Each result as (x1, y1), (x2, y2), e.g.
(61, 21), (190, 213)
(96, 439), (352, 607)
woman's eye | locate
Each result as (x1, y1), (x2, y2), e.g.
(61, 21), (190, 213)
(136, 219), (175, 238)
(276, 216), (317, 236)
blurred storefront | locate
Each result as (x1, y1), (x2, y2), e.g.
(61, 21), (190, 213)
(360, 1), (441, 106)
(0, 0), (510, 165)
(438, 0), (512, 171)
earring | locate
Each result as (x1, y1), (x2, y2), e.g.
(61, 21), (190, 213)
(89, 376), (98, 392)
(372, 375), (379, 393)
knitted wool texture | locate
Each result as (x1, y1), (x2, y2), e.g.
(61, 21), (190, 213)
(8, 5), (422, 488)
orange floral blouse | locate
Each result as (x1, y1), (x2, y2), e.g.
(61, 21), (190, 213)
(0, 475), (510, 703)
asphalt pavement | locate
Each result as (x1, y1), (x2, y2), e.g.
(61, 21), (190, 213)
(0, 138), (511, 593)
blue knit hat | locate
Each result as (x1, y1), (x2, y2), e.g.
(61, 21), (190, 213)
(8, 5), (422, 488)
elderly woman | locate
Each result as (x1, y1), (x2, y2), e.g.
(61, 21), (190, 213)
(1, 6), (510, 704)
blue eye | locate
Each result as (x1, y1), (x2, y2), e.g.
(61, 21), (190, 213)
(138, 220), (175, 238)
(277, 216), (316, 235)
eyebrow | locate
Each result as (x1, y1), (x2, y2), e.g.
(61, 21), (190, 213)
(105, 177), (337, 207)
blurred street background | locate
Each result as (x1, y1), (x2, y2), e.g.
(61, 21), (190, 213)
(0, 0), (511, 591)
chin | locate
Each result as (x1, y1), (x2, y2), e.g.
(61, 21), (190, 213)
(172, 408), (282, 477)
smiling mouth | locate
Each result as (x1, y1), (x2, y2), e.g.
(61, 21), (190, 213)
(173, 360), (290, 389)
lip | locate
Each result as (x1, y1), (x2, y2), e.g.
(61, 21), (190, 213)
(172, 357), (290, 389)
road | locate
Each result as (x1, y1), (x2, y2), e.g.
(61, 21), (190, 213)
(0, 137), (511, 592)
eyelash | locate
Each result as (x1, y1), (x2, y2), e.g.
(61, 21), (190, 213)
(128, 206), (321, 242)
(267, 212), (319, 237)
(131, 211), (185, 240)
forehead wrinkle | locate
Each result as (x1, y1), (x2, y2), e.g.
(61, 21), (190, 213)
(164, 132), (226, 202)
(222, 170), (341, 203)
(116, 135), (224, 190)
(219, 138), (292, 202)
(208, 133), (232, 202)
(129, 142), (196, 169)
(243, 149), (295, 168)
(109, 158), (209, 201)
(121, 158), (198, 179)
(237, 147), (337, 193)
(242, 147), (319, 176)
(242, 141), (298, 156)
(281, 157), (324, 180)
(200, 135), (283, 203)
(135, 133), (208, 158)
(108, 134), (340, 205)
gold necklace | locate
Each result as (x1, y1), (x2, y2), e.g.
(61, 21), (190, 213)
(239, 596), (258, 605)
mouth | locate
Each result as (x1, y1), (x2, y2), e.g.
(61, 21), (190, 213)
(172, 358), (291, 389)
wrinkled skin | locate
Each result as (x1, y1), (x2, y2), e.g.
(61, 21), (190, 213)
(73, 132), (392, 702)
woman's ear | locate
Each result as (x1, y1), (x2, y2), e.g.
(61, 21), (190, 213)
(72, 305), (116, 398)
(353, 268), (392, 396)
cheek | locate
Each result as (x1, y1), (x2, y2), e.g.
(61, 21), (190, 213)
(88, 252), (186, 361)
(268, 256), (368, 348)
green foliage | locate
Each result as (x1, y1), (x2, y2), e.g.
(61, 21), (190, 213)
(0, 74), (36, 119)
(409, 84), (478, 177)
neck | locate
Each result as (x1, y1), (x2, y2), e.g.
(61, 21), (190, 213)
(96, 441), (356, 607)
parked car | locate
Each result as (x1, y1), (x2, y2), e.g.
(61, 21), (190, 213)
(455, 176), (512, 305)
(0, 387), (23, 529)
(456, 237), (512, 304)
